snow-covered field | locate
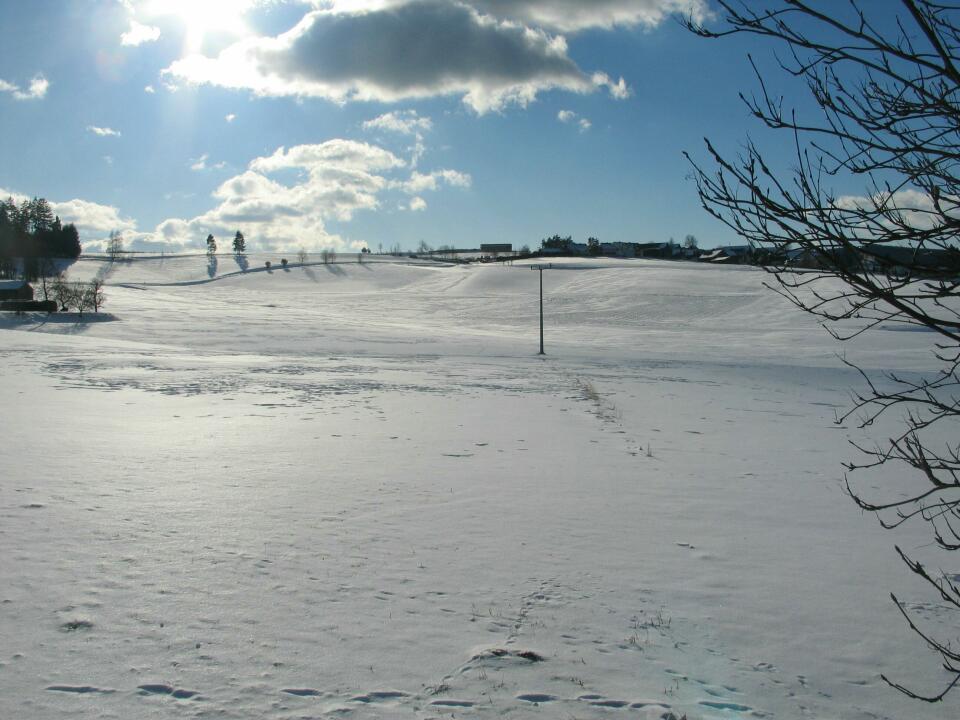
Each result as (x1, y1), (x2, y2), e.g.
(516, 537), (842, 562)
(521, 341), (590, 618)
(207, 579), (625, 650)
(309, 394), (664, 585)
(1, 254), (955, 719)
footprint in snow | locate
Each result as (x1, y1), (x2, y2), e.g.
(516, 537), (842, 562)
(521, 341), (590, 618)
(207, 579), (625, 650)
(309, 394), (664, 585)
(59, 619), (94, 632)
(137, 684), (198, 699)
(47, 685), (114, 694)
(630, 700), (672, 710)
(517, 693), (557, 703)
(350, 690), (409, 703)
(591, 699), (630, 708)
(699, 700), (753, 712)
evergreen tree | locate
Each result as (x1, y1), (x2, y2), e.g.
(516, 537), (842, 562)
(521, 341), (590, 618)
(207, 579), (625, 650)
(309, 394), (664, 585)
(12, 200), (30, 235)
(57, 223), (81, 258)
(0, 200), (13, 277)
(233, 230), (246, 254)
(29, 197), (54, 234)
(206, 233), (216, 255)
(0, 197), (81, 273)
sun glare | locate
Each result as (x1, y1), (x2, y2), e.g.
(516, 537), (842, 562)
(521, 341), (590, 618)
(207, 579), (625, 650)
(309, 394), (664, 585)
(145, 0), (252, 50)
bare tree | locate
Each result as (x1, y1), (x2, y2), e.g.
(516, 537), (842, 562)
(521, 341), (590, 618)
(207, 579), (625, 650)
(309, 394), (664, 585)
(52, 272), (71, 311)
(297, 248), (307, 264)
(321, 248), (336, 264)
(86, 279), (106, 313)
(71, 282), (93, 317)
(686, 0), (960, 702)
(107, 230), (123, 262)
(38, 258), (56, 301)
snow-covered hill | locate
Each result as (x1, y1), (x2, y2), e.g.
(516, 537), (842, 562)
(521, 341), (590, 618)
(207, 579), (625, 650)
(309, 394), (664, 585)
(1, 256), (952, 720)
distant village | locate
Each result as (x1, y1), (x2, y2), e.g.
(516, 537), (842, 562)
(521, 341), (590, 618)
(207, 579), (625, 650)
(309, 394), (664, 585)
(420, 236), (751, 263)
(456, 237), (766, 266)
(465, 236), (957, 276)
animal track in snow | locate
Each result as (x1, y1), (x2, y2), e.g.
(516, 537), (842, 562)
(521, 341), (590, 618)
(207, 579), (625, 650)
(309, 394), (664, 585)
(59, 619), (94, 632)
(350, 690), (409, 703)
(137, 683), (199, 699)
(430, 699), (474, 707)
(517, 693), (557, 703)
(282, 688), (324, 696)
(46, 685), (114, 694)
(700, 700), (753, 712)
(590, 698), (630, 708)
(630, 699), (673, 710)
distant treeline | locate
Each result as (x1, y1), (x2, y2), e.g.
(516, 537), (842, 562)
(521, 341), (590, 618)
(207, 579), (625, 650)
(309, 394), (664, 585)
(0, 196), (82, 279)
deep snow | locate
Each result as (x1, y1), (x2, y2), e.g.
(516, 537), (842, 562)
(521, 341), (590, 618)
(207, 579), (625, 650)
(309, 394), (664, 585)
(0, 254), (955, 719)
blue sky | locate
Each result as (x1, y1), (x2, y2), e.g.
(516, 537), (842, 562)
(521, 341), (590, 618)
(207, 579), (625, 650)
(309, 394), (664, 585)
(0, 0), (837, 253)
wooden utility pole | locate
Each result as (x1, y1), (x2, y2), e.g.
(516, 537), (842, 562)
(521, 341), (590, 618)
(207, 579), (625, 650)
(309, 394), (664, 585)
(530, 263), (552, 354)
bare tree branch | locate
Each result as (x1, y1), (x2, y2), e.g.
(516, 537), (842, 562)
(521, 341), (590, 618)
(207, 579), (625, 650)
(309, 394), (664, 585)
(687, 0), (960, 701)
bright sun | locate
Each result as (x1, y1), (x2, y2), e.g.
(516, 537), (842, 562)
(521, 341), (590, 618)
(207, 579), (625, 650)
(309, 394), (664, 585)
(145, 0), (252, 50)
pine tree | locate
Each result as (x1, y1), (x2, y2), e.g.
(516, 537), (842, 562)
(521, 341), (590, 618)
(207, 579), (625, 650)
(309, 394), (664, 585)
(232, 230), (245, 254)
(206, 233), (216, 255)
(29, 198), (54, 234)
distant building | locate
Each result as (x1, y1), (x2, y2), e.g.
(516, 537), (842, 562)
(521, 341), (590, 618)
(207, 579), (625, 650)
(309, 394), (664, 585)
(600, 242), (637, 257)
(598, 241), (674, 258)
(0, 280), (34, 300)
(480, 243), (512, 253)
(700, 246), (754, 263)
(540, 239), (588, 255)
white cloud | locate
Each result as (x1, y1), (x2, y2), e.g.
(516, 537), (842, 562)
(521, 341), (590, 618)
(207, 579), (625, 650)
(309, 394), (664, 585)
(145, 138), (469, 251)
(103, 156), (115, 165)
(323, 0), (708, 32)
(250, 140), (405, 175)
(121, 19), (161, 46)
(190, 153), (225, 171)
(467, 0), (709, 32)
(51, 198), (138, 234)
(363, 109), (433, 136)
(21, 75), (49, 100)
(363, 109), (433, 166)
(557, 109), (590, 132)
(144, 84), (156, 93)
(225, 113), (236, 122)
(833, 189), (959, 232)
(592, 72), (631, 100)
(162, 1), (601, 113)
(88, 125), (121, 137)
(395, 169), (472, 194)
(2, 136), (469, 253)
(138, 140), (399, 251)
(0, 74), (49, 101)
